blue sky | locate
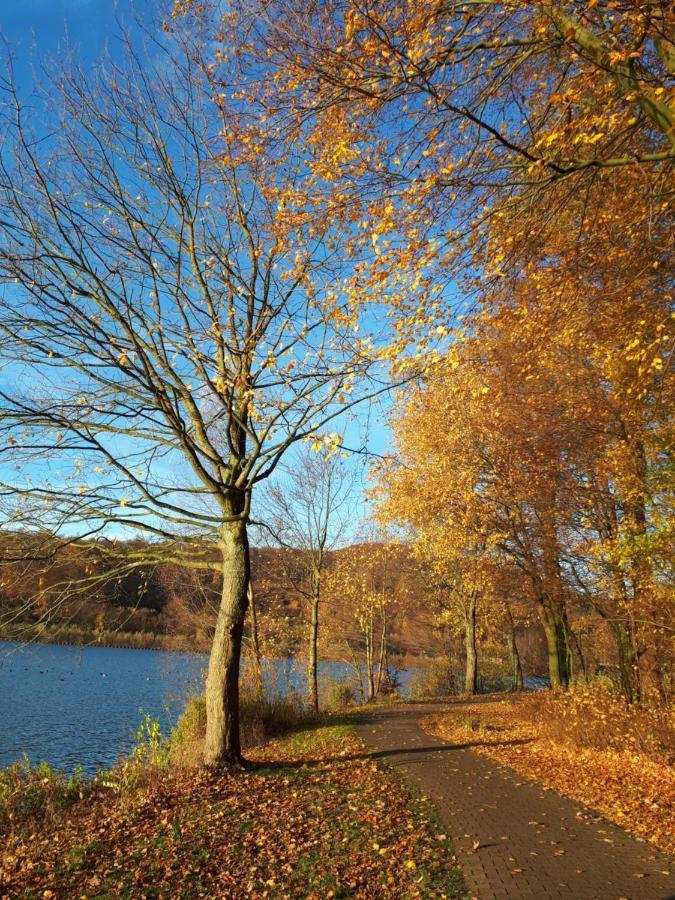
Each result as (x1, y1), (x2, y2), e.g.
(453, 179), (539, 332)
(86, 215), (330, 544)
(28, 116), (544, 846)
(0, 0), (400, 543)
(1, 0), (149, 85)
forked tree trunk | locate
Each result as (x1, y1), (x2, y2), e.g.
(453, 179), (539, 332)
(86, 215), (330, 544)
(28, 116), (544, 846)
(308, 594), (320, 714)
(204, 519), (250, 767)
(464, 595), (478, 695)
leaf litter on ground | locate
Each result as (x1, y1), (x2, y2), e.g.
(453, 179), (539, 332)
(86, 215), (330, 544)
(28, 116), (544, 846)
(1, 723), (466, 899)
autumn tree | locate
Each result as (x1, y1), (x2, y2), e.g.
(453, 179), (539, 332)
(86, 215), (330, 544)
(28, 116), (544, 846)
(217, 0), (673, 320)
(232, 0), (673, 700)
(0, 19), (403, 764)
(326, 538), (409, 701)
(377, 172), (672, 698)
(255, 446), (357, 712)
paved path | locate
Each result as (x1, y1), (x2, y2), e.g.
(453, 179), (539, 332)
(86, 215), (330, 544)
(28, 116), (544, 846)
(355, 703), (675, 900)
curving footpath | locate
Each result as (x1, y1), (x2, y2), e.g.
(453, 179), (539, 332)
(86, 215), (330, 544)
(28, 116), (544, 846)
(355, 703), (675, 900)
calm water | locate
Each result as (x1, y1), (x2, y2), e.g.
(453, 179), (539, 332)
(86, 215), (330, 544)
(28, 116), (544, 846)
(0, 640), (537, 774)
(0, 641), (208, 774)
(0, 641), (375, 774)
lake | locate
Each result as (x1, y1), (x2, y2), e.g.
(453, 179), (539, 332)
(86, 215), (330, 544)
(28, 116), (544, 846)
(0, 641), (540, 774)
(0, 641), (365, 774)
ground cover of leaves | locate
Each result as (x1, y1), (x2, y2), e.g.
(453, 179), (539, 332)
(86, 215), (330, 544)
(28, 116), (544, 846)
(423, 693), (674, 855)
(0, 723), (465, 899)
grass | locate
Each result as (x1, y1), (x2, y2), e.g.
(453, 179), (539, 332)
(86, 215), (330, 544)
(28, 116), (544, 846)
(423, 686), (674, 853)
(1, 720), (466, 898)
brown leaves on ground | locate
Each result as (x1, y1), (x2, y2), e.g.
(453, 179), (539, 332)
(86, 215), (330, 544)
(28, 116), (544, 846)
(423, 692), (674, 854)
(0, 724), (464, 899)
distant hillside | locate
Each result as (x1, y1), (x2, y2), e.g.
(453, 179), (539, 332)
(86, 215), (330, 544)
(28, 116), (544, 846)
(0, 535), (547, 674)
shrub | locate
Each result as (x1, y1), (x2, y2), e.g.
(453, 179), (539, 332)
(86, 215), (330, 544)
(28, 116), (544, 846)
(326, 681), (355, 709)
(168, 678), (313, 767)
(409, 657), (463, 699)
(512, 682), (673, 759)
(0, 759), (88, 835)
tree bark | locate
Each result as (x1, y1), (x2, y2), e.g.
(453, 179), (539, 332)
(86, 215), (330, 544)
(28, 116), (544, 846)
(464, 595), (478, 695)
(365, 612), (376, 701)
(375, 606), (387, 697)
(540, 602), (570, 689)
(204, 519), (250, 767)
(308, 593), (320, 714)
(612, 618), (639, 703)
(347, 641), (366, 704)
(505, 605), (524, 691)
(248, 581), (264, 699)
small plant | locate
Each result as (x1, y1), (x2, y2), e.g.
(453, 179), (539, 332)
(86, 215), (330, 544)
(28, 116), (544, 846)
(0, 757), (89, 835)
(326, 681), (355, 709)
(98, 714), (169, 794)
(133, 714), (169, 767)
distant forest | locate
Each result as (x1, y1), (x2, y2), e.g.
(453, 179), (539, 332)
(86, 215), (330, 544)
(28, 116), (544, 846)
(0, 535), (548, 677)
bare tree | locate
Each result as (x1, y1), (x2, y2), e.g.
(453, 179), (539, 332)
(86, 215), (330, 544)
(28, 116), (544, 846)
(255, 447), (357, 712)
(0, 19), (396, 764)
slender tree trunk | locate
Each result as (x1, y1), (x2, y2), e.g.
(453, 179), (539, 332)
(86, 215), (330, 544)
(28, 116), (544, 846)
(624, 441), (666, 701)
(464, 595), (478, 695)
(308, 593), (320, 714)
(567, 619), (587, 684)
(539, 510), (570, 688)
(248, 581), (263, 698)
(561, 606), (574, 685)
(204, 519), (250, 767)
(366, 613), (375, 701)
(505, 605), (523, 691)
(375, 606), (387, 697)
(347, 642), (366, 704)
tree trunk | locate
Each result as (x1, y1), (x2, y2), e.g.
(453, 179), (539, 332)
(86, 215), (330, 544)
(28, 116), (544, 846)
(347, 642), (366, 704)
(204, 519), (250, 767)
(365, 613), (375, 701)
(505, 605), (523, 691)
(374, 606), (387, 697)
(464, 595), (478, 695)
(248, 581), (263, 698)
(540, 602), (569, 689)
(308, 594), (319, 714)
(612, 619), (639, 703)
(624, 440), (666, 701)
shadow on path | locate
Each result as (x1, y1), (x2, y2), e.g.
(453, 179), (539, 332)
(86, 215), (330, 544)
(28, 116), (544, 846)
(354, 702), (675, 900)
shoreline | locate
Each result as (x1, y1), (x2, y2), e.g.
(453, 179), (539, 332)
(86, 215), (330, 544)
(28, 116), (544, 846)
(0, 626), (209, 655)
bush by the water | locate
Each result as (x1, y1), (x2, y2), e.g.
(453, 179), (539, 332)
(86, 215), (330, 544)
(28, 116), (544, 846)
(168, 678), (313, 767)
(0, 760), (88, 834)
(409, 657), (516, 698)
(324, 680), (355, 709)
(409, 657), (464, 698)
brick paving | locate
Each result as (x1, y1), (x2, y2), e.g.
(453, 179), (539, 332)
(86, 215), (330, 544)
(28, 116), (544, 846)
(355, 703), (675, 900)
